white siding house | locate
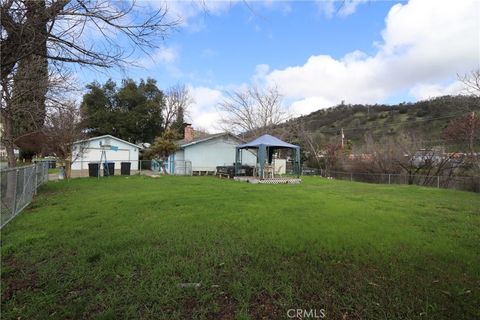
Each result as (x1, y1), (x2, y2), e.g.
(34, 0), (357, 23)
(167, 131), (256, 175)
(71, 135), (141, 171)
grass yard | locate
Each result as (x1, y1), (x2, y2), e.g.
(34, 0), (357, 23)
(1, 176), (479, 319)
(47, 168), (59, 174)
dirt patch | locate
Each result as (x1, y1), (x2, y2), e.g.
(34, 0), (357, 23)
(206, 291), (236, 320)
(1, 257), (43, 301)
(249, 291), (282, 320)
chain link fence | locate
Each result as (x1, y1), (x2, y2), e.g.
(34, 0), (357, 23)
(47, 160), (194, 178)
(1, 162), (49, 228)
(302, 167), (480, 193)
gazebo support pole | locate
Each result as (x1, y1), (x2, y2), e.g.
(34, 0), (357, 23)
(235, 147), (240, 176)
(295, 147), (301, 177)
(258, 145), (266, 179)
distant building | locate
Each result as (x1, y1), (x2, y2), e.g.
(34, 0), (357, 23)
(166, 125), (256, 175)
(71, 135), (141, 171)
(0, 123), (19, 161)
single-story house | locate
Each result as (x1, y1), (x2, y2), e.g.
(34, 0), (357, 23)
(71, 135), (141, 171)
(166, 125), (256, 175)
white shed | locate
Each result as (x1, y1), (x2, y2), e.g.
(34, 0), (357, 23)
(167, 128), (256, 175)
(71, 135), (141, 171)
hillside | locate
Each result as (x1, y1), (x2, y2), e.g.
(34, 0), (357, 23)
(285, 95), (480, 146)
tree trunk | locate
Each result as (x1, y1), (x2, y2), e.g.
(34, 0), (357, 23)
(64, 159), (72, 179)
(2, 113), (17, 168)
(2, 115), (18, 211)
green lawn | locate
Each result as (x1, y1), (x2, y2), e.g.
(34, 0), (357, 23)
(1, 176), (479, 319)
(48, 168), (59, 174)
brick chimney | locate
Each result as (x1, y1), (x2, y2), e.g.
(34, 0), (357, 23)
(184, 124), (194, 142)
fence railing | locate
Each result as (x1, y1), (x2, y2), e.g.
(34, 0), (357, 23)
(1, 162), (49, 228)
(301, 167), (480, 193)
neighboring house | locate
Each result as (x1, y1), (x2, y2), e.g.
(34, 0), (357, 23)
(167, 125), (256, 175)
(71, 135), (141, 171)
(0, 144), (19, 160)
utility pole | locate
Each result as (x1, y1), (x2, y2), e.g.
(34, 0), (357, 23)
(469, 111), (475, 155)
(341, 128), (345, 149)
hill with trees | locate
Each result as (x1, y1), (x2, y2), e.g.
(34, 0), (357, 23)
(282, 95), (480, 148)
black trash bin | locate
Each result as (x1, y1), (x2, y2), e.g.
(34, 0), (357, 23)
(47, 160), (56, 169)
(103, 162), (115, 176)
(88, 163), (100, 177)
(121, 162), (131, 176)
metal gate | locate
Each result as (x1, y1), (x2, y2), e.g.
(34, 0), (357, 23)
(174, 160), (192, 176)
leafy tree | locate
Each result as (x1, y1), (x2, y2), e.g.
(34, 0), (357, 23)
(81, 80), (118, 136)
(145, 129), (179, 173)
(81, 78), (165, 143)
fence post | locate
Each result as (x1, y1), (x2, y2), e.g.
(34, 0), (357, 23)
(437, 176), (440, 188)
(34, 164), (38, 195)
(388, 174), (391, 184)
(350, 173), (353, 181)
(12, 169), (19, 215)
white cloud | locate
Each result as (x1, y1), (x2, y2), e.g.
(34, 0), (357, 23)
(339, 0), (368, 17)
(409, 81), (466, 101)
(289, 96), (337, 116)
(160, 0), (296, 31)
(188, 86), (225, 132)
(252, 64), (270, 85)
(161, 0), (238, 31)
(262, 0), (479, 115)
(316, 0), (368, 18)
(139, 46), (179, 68)
(165, 0), (480, 131)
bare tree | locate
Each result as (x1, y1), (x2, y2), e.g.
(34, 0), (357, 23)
(443, 112), (479, 154)
(11, 102), (87, 178)
(352, 133), (462, 185)
(360, 134), (404, 174)
(288, 120), (324, 168)
(1, 0), (178, 167)
(163, 84), (193, 131)
(458, 69), (480, 96)
(322, 136), (345, 175)
(395, 133), (461, 185)
(1, 63), (76, 165)
(218, 86), (290, 137)
(1, 0), (177, 74)
(42, 102), (87, 179)
(443, 112), (479, 171)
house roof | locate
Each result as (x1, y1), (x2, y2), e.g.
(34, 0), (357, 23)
(237, 134), (299, 149)
(178, 132), (243, 148)
(73, 135), (142, 149)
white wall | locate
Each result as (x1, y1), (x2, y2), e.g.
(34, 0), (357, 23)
(183, 136), (256, 172)
(71, 136), (139, 170)
(167, 149), (184, 174)
(273, 158), (287, 174)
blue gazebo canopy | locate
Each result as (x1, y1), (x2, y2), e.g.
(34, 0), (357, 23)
(235, 134), (301, 178)
(237, 134), (299, 149)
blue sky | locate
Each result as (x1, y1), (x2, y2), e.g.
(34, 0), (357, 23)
(77, 0), (480, 131)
